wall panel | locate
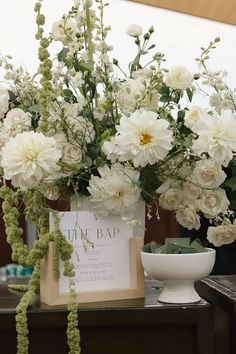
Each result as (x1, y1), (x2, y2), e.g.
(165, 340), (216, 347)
(130, 0), (236, 25)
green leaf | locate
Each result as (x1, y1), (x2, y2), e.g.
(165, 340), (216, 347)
(147, 44), (155, 50)
(160, 96), (170, 103)
(230, 165), (236, 176)
(140, 50), (148, 55)
(177, 110), (185, 121)
(28, 104), (40, 113)
(159, 84), (170, 96)
(87, 145), (100, 160)
(186, 88), (193, 102)
(224, 176), (236, 191)
(182, 136), (193, 148)
(130, 53), (141, 72)
(63, 89), (75, 103)
(58, 48), (69, 62)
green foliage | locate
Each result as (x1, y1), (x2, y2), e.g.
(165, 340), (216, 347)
(143, 238), (206, 254)
(58, 47), (70, 62)
(159, 84), (170, 103)
(224, 176), (236, 191)
(186, 87), (193, 102)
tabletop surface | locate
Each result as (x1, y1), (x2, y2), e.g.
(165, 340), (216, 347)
(0, 277), (215, 354)
(198, 275), (236, 302)
(210, 275), (236, 292)
(0, 277), (210, 314)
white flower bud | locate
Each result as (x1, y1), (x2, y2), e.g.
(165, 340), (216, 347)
(126, 24), (143, 37)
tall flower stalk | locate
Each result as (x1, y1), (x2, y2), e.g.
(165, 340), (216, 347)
(84, 0), (94, 69)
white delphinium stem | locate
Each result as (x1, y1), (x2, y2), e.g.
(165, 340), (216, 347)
(84, 0), (94, 69)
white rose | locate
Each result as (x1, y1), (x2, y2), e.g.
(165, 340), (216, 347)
(62, 142), (82, 164)
(199, 189), (230, 219)
(117, 78), (145, 113)
(117, 77), (158, 114)
(0, 87), (9, 118)
(207, 225), (236, 247)
(183, 181), (202, 201)
(176, 205), (201, 230)
(126, 24), (143, 37)
(117, 88), (137, 114)
(39, 183), (60, 201)
(165, 66), (194, 90)
(192, 159), (226, 189)
(3, 108), (32, 136)
(159, 188), (183, 211)
(184, 106), (207, 129)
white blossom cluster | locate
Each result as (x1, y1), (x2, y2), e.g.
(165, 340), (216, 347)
(0, 1), (236, 247)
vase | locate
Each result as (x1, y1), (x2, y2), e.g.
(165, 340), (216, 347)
(140, 248), (216, 304)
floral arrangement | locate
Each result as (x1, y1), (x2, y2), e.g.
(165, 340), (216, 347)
(1, 0), (236, 353)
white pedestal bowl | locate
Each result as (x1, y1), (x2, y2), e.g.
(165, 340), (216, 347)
(141, 248), (216, 304)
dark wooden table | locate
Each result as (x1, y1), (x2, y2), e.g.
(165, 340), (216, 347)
(0, 278), (214, 354)
(196, 275), (236, 354)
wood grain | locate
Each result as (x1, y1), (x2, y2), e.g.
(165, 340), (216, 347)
(130, 0), (236, 25)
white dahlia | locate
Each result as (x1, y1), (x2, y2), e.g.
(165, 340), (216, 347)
(108, 110), (172, 167)
(1, 131), (62, 190)
(87, 163), (141, 216)
(191, 110), (236, 167)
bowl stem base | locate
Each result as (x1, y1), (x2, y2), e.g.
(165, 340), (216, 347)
(158, 280), (201, 304)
